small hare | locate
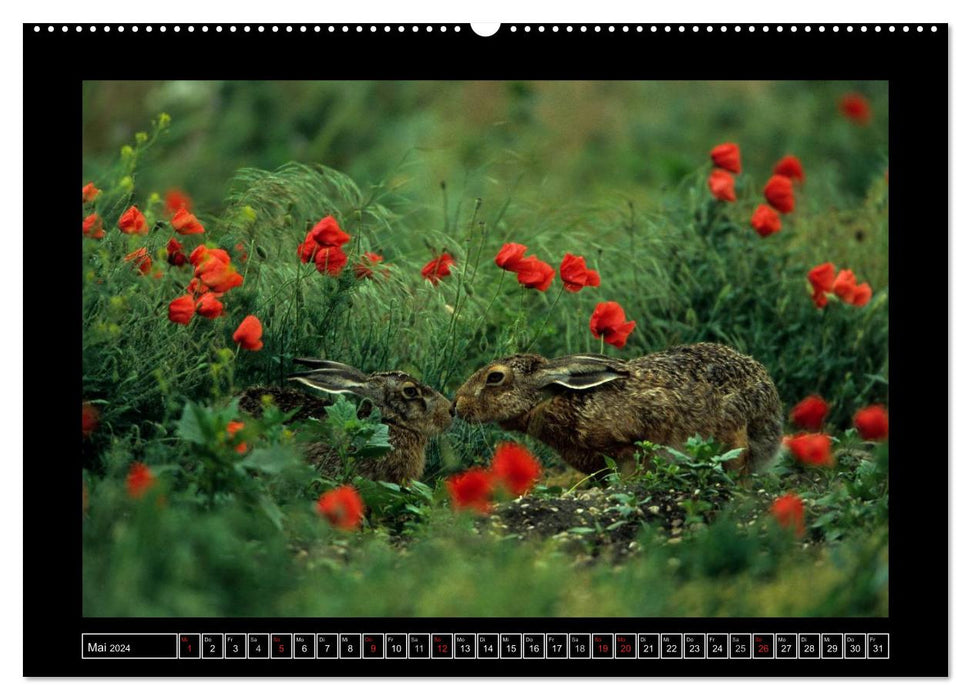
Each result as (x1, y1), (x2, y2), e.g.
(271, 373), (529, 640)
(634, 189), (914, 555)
(453, 343), (782, 475)
(240, 359), (454, 483)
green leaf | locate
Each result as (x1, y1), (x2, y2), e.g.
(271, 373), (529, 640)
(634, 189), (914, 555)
(407, 480), (434, 501)
(176, 402), (209, 445)
(258, 495), (284, 531)
(324, 396), (358, 425)
(356, 422), (393, 458)
(713, 447), (745, 463)
(240, 446), (302, 474)
(664, 446), (692, 463)
(377, 481), (401, 492)
(568, 527), (596, 535)
(811, 511), (839, 529)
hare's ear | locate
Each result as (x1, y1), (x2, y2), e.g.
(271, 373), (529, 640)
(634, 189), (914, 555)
(288, 363), (378, 400)
(533, 355), (627, 390)
(293, 357), (363, 372)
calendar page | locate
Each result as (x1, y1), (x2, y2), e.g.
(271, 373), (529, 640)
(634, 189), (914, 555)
(23, 20), (946, 677)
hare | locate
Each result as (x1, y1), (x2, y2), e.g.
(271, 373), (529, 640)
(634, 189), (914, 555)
(240, 359), (454, 483)
(453, 343), (782, 475)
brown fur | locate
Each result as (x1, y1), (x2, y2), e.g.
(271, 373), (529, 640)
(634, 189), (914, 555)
(239, 365), (453, 484)
(453, 343), (783, 475)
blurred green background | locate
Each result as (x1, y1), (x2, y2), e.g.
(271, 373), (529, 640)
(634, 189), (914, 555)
(83, 80), (887, 218)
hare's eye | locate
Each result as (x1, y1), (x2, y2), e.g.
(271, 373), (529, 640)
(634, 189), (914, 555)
(402, 385), (419, 398)
(486, 371), (505, 385)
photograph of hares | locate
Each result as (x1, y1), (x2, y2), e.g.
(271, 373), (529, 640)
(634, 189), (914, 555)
(81, 81), (889, 617)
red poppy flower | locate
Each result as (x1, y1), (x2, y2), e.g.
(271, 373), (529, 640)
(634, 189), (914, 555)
(446, 468), (494, 513)
(234, 242), (248, 262)
(353, 252), (385, 279)
(310, 216), (351, 248)
(82, 213), (104, 239)
(296, 231), (319, 263)
(196, 255), (244, 293)
(171, 207), (205, 235)
(82, 402), (100, 438)
(808, 262), (836, 296)
(165, 188), (193, 214)
(316, 485), (365, 530)
(590, 301), (637, 349)
(495, 242), (528, 271)
(186, 278), (209, 296)
(750, 205), (782, 238)
(196, 292), (225, 319)
(166, 238), (188, 267)
(168, 294), (196, 325)
(233, 315), (263, 351)
(832, 269), (858, 303)
(191, 245), (230, 268)
(82, 182), (101, 203)
(205, 267), (244, 294)
(118, 205), (149, 234)
(311, 245), (348, 276)
(490, 443), (542, 496)
(790, 395), (829, 430)
(708, 169), (737, 202)
(849, 283), (872, 307)
(189, 245), (209, 266)
(126, 462), (157, 499)
(421, 253), (456, 286)
(559, 254), (601, 292)
(839, 93), (872, 125)
(854, 405), (888, 441)
(769, 493), (805, 537)
(124, 247), (153, 275)
(773, 155), (805, 184)
(513, 256), (555, 292)
(784, 433), (834, 467)
(226, 420), (248, 454)
(709, 142), (742, 174)
(764, 175), (795, 213)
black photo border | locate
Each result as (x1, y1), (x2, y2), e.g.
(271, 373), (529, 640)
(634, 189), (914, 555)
(23, 21), (948, 677)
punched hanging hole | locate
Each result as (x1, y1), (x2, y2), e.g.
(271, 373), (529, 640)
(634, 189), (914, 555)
(471, 23), (501, 37)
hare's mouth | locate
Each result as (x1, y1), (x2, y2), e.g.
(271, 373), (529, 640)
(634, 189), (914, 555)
(452, 397), (484, 422)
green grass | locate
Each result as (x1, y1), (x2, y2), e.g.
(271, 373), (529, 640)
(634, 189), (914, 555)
(81, 81), (889, 617)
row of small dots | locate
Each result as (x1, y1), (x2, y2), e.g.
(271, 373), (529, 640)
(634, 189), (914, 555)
(33, 24), (939, 34)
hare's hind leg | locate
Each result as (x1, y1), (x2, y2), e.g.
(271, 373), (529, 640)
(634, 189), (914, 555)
(722, 426), (751, 474)
(746, 416), (784, 471)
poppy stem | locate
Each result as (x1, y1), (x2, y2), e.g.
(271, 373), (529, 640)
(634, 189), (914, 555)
(600, 336), (605, 355)
(441, 180), (449, 233)
(627, 201), (638, 293)
(519, 284), (528, 346)
(468, 270), (507, 343)
(524, 284), (565, 353)
(439, 199), (482, 385)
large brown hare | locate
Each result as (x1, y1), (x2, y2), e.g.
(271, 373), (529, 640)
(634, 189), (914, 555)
(453, 342), (782, 475)
(240, 359), (454, 483)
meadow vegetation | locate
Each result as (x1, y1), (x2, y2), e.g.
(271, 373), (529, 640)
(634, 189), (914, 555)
(81, 81), (889, 616)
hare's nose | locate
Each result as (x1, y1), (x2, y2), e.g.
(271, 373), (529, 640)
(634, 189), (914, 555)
(449, 400), (457, 417)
